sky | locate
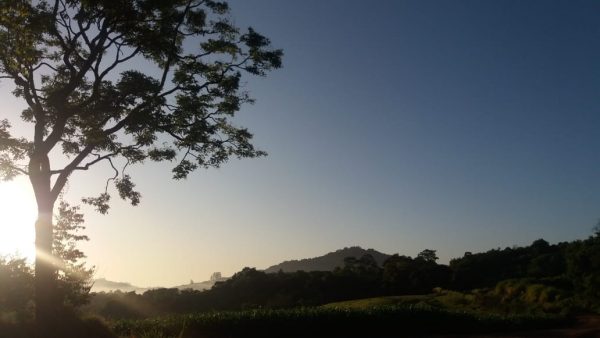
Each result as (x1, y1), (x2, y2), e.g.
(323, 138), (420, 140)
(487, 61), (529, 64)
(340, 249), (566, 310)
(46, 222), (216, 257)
(1, 0), (600, 287)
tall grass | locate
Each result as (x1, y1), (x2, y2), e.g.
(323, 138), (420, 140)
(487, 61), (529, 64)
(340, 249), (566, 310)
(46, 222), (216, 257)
(112, 305), (564, 338)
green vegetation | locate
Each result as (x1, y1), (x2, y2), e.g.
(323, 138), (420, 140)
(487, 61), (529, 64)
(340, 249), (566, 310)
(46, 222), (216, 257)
(2, 233), (599, 336)
(323, 282), (574, 316)
(111, 306), (562, 338)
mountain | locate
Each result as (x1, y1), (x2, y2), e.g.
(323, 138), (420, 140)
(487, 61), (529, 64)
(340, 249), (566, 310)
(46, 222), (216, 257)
(92, 273), (229, 293)
(264, 246), (391, 273)
(91, 247), (391, 292)
(91, 278), (148, 293)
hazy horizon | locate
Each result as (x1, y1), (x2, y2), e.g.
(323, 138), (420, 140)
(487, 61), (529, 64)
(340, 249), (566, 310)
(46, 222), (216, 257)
(1, 0), (600, 288)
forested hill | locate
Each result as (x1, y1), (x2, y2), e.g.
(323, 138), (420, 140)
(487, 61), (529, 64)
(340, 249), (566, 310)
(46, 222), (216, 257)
(264, 247), (391, 273)
(92, 278), (148, 293)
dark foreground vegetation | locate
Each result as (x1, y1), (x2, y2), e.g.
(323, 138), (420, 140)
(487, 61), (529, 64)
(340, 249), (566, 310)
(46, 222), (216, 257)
(0, 305), (565, 338)
(85, 233), (600, 319)
(1, 232), (599, 337)
(111, 306), (563, 338)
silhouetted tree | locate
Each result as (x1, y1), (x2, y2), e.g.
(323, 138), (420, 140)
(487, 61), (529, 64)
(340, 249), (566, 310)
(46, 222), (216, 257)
(382, 254), (414, 293)
(593, 219), (600, 237)
(566, 235), (600, 302)
(0, 0), (281, 327)
(0, 256), (34, 320)
(382, 254), (449, 294)
(53, 200), (94, 308)
(417, 249), (438, 263)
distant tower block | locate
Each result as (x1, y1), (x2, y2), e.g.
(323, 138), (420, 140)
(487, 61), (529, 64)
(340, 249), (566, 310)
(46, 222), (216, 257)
(210, 272), (222, 281)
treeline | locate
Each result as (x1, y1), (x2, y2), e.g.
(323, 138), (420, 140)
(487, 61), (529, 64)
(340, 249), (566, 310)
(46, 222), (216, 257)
(84, 233), (600, 318)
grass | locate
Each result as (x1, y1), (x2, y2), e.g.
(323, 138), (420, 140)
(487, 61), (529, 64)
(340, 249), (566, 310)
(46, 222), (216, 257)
(1, 286), (572, 337)
(321, 291), (498, 315)
(322, 295), (438, 309)
(111, 304), (564, 338)
(322, 286), (577, 316)
(321, 291), (493, 315)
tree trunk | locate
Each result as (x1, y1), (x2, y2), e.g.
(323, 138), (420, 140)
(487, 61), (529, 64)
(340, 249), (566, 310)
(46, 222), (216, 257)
(29, 156), (59, 334)
(34, 200), (57, 331)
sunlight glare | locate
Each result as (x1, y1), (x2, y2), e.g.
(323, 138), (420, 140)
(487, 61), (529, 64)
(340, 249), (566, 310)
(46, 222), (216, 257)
(0, 178), (36, 261)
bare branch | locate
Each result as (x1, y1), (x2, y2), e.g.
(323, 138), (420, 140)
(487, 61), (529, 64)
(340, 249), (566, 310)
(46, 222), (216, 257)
(99, 45), (140, 80)
(76, 16), (93, 48)
(32, 62), (60, 72)
(104, 156), (119, 192)
(50, 151), (113, 175)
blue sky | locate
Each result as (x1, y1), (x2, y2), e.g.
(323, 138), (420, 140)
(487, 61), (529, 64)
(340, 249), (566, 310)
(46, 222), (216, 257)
(1, 0), (600, 287)
(219, 0), (600, 245)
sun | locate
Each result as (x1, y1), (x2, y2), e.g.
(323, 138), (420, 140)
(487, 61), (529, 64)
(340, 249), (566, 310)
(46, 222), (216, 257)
(0, 178), (37, 261)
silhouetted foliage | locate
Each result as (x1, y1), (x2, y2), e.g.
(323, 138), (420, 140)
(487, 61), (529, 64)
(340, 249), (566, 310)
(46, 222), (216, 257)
(417, 249), (439, 263)
(111, 306), (561, 338)
(85, 234), (600, 319)
(383, 253), (451, 294)
(0, 256), (34, 321)
(565, 235), (600, 307)
(86, 252), (450, 317)
(449, 239), (568, 290)
(0, 201), (93, 324)
(54, 200), (94, 308)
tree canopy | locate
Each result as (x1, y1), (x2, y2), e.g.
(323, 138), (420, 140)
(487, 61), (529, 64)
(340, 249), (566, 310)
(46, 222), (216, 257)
(0, 0), (282, 210)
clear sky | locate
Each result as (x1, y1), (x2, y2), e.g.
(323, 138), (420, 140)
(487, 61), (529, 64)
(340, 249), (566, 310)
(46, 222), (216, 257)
(1, 0), (600, 287)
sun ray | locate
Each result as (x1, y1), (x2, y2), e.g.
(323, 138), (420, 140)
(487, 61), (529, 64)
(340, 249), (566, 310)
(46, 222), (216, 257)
(0, 178), (37, 261)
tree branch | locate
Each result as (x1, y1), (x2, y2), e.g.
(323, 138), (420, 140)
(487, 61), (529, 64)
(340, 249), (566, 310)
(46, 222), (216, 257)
(2, 163), (29, 176)
(50, 144), (94, 201)
(50, 150), (120, 175)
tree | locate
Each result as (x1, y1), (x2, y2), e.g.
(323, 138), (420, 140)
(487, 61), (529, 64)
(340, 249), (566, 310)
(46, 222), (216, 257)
(593, 219), (600, 237)
(0, 256), (34, 320)
(53, 200), (94, 308)
(417, 249), (438, 263)
(0, 0), (282, 327)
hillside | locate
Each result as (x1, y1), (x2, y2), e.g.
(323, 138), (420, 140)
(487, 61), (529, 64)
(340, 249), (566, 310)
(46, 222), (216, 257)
(92, 275), (230, 293)
(91, 278), (148, 293)
(264, 246), (391, 273)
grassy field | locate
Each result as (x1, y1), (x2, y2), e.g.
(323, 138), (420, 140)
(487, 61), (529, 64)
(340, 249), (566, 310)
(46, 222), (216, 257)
(0, 288), (573, 337)
(321, 291), (496, 316)
(322, 295), (440, 309)
(111, 304), (564, 338)
(0, 295), (568, 338)
(322, 285), (574, 316)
